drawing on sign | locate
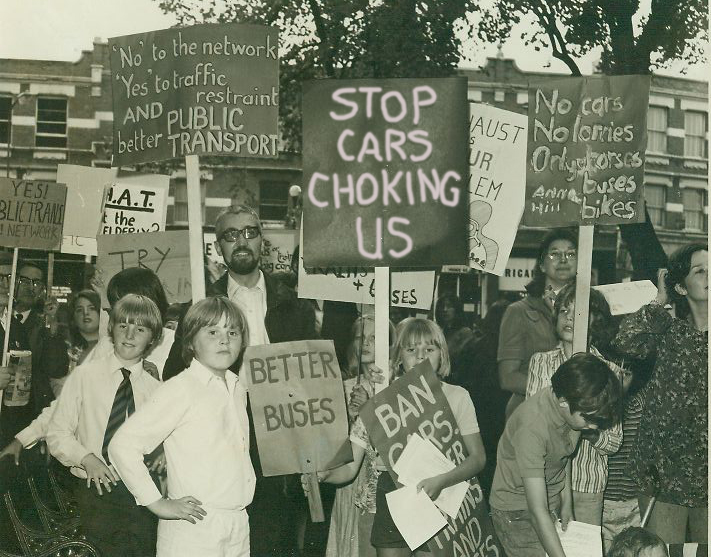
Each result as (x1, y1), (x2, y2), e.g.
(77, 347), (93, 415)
(109, 23), (279, 165)
(523, 75), (650, 227)
(302, 78), (469, 268)
(468, 201), (498, 271)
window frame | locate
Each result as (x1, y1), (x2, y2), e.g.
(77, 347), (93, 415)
(682, 188), (707, 232)
(647, 106), (668, 154)
(644, 183), (667, 228)
(259, 180), (290, 223)
(0, 96), (10, 146)
(684, 110), (708, 158)
(35, 96), (68, 149)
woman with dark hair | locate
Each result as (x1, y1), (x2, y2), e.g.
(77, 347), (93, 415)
(614, 243), (708, 543)
(497, 228), (578, 418)
(434, 294), (475, 387)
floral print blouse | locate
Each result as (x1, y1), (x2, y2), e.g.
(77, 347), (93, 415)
(613, 301), (708, 507)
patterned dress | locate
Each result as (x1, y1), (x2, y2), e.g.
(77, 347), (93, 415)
(613, 302), (708, 507)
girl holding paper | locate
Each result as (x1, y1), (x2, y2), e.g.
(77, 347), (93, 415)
(311, 318), (485, 556)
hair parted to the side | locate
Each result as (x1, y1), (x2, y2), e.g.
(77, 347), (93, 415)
(67, 289), (101, 347)
(107, 267), (169, 321)
(181, 296), (249, 366)
(554, 281), (616, 350)
(664, 242), (708, 319)
(391, 317), (450, 379)
(526, 228), (578, 297)
(108, 294), (163, 348)
(607, 527), (668, 557)
(214, 204), (263, 238)
(551, 352), (622, 429)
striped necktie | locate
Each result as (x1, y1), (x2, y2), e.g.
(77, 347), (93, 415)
(101, 367), (135, 464)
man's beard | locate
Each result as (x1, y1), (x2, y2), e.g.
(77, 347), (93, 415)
(228, 249), (259, 275)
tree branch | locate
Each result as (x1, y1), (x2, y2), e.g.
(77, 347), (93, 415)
(532, 1), (582, 75)
(306, 0), (336, 77)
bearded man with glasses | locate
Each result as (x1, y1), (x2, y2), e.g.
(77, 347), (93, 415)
(163, 204), (317, 557)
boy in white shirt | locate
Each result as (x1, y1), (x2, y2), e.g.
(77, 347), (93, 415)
(46, 294), (163, 556)
(109, 297), (255, 557)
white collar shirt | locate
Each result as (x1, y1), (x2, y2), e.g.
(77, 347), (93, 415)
(226, 270), (270, 346)
(46, 353), (160, 479)
(108, 359), (255, 510)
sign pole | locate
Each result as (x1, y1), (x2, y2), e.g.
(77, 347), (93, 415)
(1, 248), (19, 411)
(572, 225), (594, 354)
(185, 155), (206, 302)
(46, 252), (54, 293)
(374, 267), (390, 394)
(305, 472), (324, 522)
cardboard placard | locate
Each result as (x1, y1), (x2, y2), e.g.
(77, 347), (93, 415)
(109, 22), (279, 165)
(468, 103), (527, 275)
(259, 229), (297, 274)
(0, 178), (67, 251)
(302, 77), (469, 268)
(523, 75), (650, 227)
(594, 280), (658, 316)
(57, 164), (116, 238)
(359, 362), (504, 556)
(101, 178), (169, 234)
(244, 340), (351, 476)
(96, 230), (191, 304)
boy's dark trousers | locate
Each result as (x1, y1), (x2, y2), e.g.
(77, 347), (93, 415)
(74, 478), (157, 557)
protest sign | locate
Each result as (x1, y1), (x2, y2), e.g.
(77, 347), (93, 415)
(0, 178), (66, 251)
(109, 23), (279, 165)
(302, 78), (469, 268)
(594, 280), (657, 316)
(101, 176), (169, 234)
(57, 164), (115, 239)
(523, 75), (650, 227)
(259, 229), (297, 274)
(244, 340), (350, 476)
(96, 230), (191, 304)
(359, 362), (504, 557)
(468, 104), (527, 275)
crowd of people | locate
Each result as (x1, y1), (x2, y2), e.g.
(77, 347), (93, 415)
(0, 204), (706, 557)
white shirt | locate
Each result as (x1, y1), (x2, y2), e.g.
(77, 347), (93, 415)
(87, 326), (175, 380)
(226, 271), (270, 347)
(109, 359), (255, 510)
(46, 353), (160, 479)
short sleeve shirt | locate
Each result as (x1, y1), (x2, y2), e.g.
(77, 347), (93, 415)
(490, 387), (580, 512)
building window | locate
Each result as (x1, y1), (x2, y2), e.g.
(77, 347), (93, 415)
(36, 97), (67, 148)
(684, 111), (707, 158)
(682, 188), (707, 232)
(647, 106), (668, 153)
(259, 181), (289, 222)
(0, 97), (10, 145)
(645, 184), (666, 227)
(169, 181), (206, 225)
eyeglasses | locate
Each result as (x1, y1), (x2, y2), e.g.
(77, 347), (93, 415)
(546, 250), (577, 262)
(17, 276), (44, 288)
(220, 226), (261, 242)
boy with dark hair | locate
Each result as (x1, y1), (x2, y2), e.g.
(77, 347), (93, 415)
(490, 352), (622, 557)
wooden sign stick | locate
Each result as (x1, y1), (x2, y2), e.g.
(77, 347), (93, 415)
(572, 225), (594, 354)
(1, 248), (19, 413)
(305, 472), (325, 522)
(374, 266), (390, 394)
(185, 155), (206, 302)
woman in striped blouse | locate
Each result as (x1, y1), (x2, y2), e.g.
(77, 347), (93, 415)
(526, 281), (625, 527)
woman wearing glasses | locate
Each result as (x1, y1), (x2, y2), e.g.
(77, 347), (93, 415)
(497, 228), (577, 419)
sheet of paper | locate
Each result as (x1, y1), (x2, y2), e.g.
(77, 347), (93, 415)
(549, 520), (603, 557)
(385, 485), (447, 551)
(392, 433), (469, 518)
(593, 280), (658, 316)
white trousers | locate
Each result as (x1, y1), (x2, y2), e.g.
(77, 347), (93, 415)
(157, 507), (249, 557)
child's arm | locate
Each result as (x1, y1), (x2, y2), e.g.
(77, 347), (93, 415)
(1, 399), (60, 465)
(46, 369), (119, 493)
(417, 432), (486, 500)
(581, 420), (623, 456)
(523, 476), (567, 557)
(108, 380), (190, 511)
(526, 352), (551, 398)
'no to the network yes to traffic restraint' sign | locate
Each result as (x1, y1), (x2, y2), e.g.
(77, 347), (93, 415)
(109, 22), (279, 165)
(302, 78), (470, 268)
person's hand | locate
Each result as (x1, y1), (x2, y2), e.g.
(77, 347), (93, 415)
(300, 472), (326, 497)
(0, 366), (11, 390)
(90, 268), (107, 300)
(362, 364), (385, 384)
(80, 453), (119, 495)
(416, 475), (446, 501)
(43, 297), (59, 319)
(348, 384), (369, 416)
(147, 496), (206, 523)
(560, 499), (574, 531)
(655, 268), (668, 306)
(148, 451), (167, 474)
(543, 284), (558, 309)
(0, 438), (23, 465)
